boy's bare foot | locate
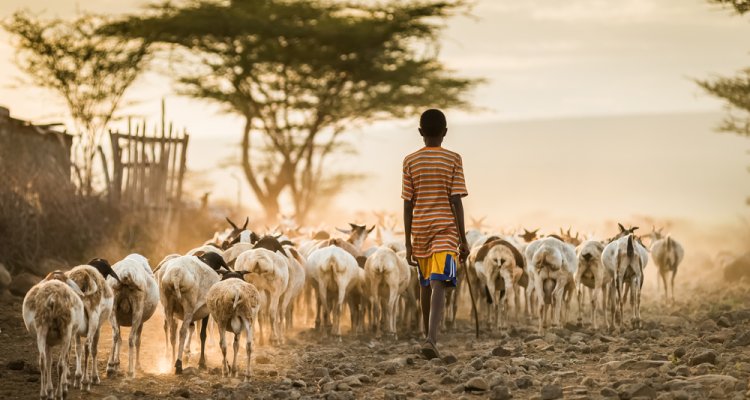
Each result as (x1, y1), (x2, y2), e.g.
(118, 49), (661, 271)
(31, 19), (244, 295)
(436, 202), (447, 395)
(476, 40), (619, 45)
(420, 340), (440, 360)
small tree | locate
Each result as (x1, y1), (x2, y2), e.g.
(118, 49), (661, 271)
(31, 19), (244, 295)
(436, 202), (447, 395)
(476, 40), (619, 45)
(697, 1), (749, 136)
(104, 0), (480, 222)
(3, 12), (150, 194)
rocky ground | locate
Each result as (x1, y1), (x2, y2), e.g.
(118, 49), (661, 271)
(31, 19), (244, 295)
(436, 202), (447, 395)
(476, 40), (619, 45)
(1, 286), (750, 400)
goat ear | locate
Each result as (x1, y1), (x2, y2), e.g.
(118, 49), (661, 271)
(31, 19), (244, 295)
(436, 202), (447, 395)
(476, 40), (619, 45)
(336, 227), (351, 234)
(242, 217), (249, 230)
(226, 217), (238, 230)
(618, 223), (626, 232)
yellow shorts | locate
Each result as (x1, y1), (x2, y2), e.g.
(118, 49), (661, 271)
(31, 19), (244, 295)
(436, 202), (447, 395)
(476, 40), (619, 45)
(416, 251), (458, 287)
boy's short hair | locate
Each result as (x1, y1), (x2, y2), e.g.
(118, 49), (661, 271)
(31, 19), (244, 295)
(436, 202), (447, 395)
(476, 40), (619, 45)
(420, 109), (447, 137)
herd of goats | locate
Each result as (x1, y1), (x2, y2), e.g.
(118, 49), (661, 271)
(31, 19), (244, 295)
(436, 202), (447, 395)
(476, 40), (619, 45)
(21, 216), (685, 399)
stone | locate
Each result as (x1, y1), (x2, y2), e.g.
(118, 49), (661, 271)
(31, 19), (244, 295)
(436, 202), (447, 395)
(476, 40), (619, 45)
(102, 396), (118, 400)
(541, 384), (563, 400)
(717, 316), (732, 328)
(689, 351), (717, 366)
(255, 355), (271, 364)
(469, 357), (484, 370)
(673, 347), (687, 358)
(465, 377), (489, 391)
(492, 347), (512, 357)
(489, 385), (512, 400)
(314, 367), (330, 378)
(292, 379), (307, 388)
(10, 273), (41, 296)
(581, 377), (597, 387)
(483, 358), (504, 370)
(170, 387), (191, 398)
(728, 331), (750, 348)
(515, 375), (533, 389)
(600, 387), (618, 397)
(441, 375), (458, 385)
(0, 263), (10, 290)
(618, 382), (656, 399)
(7, 360), (25, 370)
(442, 354), (458, 365)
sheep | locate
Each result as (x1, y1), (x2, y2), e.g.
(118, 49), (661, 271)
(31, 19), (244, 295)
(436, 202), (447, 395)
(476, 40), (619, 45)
(575, 240), (609, 329)
(474, 239), (527, 330)
(23, 274), (86, 400)
(66, 259), (119, 390)
(223, 243), (255, 266)
(525, 237), (577, 333)
(159, 252), (229, 374)
(648, 229), (684, 303)
(106, 254), (160, 378)
(206, 271), (261, 380)
(234, 247), (289, 344)
(306, 244), (361, 338)
(364, 246), (409, 338)
(187, 245), (224, 258)
(602, 233), (649, 329)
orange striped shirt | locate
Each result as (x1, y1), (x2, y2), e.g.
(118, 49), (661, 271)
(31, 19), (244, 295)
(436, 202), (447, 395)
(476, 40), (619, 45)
(402, 147), (468, 258)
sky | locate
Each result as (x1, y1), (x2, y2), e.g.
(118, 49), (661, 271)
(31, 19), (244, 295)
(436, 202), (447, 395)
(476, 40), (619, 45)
(1, 0), (750, 231)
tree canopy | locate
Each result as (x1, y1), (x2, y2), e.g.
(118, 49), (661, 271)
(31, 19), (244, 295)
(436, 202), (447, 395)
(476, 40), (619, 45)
(102, 0), (481, 222)
(3, 12), (150, 193)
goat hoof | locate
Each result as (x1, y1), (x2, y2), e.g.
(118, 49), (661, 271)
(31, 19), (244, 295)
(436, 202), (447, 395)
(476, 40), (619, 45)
(175, 360), (183, 374)
(199, 361), (207, 370)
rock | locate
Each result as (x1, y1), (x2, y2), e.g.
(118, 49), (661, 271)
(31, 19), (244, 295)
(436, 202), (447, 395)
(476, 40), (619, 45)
(618, 382), (656, 399)
(581, 377), (597, 387)
(489, 385), (512, 400)
(385, 365), (397, 375)
(102, 396), (118, 400)
(728, 331), (750, 347)
(551, 370), (575, 378)
(469, 357), (484, 370)
(541, 384), (563, 400)
(292, 379), (307, 388)
(181, 367), (198, 376)
(688, 351), (717, 366)
(440, 375), (458, 385)
(256, 355), (271, 364)
(698, 319), (718, 332)
(10, 273), (41, 296)
(337, 383), (352, 391)
(451, 384), (465, 394)
(673, 347), (687, 358)
(672, 390), (689, 400)
(442, 354), (458, 365)
(717, 316), (732, 328)
(314, 367), (330, 378)
(492, 346), (512, 357)
(170, 387), (191, 398)
(7, 360), (25, 370)
(687, 374), (738, 392)
(600, 387), (618, 397)
(465, 377), (488, 391)
(0, 263), (10, 290)
(515, 375), (533, 389)
(420, 383), (437, 392)
(483, 358), (504, 370)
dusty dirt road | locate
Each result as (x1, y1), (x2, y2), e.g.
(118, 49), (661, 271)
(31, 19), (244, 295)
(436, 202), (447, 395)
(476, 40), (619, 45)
(1, 286), (750, 400)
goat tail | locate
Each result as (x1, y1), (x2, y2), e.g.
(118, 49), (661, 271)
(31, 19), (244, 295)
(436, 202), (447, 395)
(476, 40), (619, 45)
(665, 236), (673, 251)
(232, 291), (241, 310)
(172, 280), (182, 300)
(119, 273), (142, 292)
(627, 235), (634, 258)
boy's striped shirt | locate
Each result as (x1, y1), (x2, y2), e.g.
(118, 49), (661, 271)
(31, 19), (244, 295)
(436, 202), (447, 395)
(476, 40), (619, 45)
(402, 146), (468, 259)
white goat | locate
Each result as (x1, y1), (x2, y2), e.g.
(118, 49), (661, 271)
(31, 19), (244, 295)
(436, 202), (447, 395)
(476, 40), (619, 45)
(474, 239), (527, 330)
(234, 248), (289, 344)
(306, 245), (360, 338)
(206, 272), (261, 380)
(650, 234), (684, 303)
(67, 260), (118, 390)
(106, 254), (160, 377)
(602, 234), (648, 329)
(160, 252), (228, 373)
(525, 237), (577, 333)
(575, 240), (608, 330)
(364, 247), (409, 338)
(23, 274), (85, 400)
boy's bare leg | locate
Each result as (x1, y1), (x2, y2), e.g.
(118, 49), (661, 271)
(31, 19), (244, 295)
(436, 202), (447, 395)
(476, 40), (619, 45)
(428, 280), (446, 345)
(420, 284), (432, 338)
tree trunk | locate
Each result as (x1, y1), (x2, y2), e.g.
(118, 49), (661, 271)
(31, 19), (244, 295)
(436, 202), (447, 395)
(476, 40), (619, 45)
(240, 117), (282, 224)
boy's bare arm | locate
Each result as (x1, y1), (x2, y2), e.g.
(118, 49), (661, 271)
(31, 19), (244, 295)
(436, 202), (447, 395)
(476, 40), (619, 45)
(404, 199), (417, 266)
(449, 194), (470, 262)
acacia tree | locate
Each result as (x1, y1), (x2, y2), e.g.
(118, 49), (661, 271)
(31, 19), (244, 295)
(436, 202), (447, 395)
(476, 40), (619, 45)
(3, 12), (150, 194)
(697, 0), (749, 136)
(103, 0), (480, 222)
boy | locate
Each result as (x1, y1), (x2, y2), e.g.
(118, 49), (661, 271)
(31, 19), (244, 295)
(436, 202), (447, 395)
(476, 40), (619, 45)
(402, 109), (469, 359)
